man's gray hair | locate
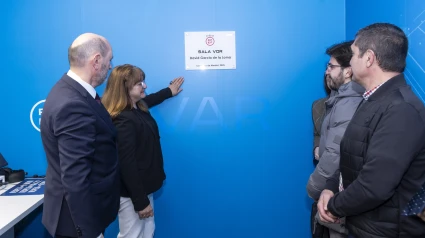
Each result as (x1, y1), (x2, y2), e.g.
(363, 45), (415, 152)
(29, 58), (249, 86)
(68, 37), (108, 67)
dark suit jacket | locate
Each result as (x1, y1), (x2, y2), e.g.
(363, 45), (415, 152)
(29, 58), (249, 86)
(312, 97), (327, 149)
(40, 74), (120, 238)
(113, 88), (171, 211)
(311, 97), (328, 166)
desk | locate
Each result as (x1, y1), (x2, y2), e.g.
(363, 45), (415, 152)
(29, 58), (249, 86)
(0, 181), (44, 238)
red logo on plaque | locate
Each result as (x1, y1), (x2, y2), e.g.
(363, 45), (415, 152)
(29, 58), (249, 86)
(206, 36), (215, 46)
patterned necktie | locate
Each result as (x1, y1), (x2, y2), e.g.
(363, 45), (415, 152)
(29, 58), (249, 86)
(402, 185), (425, 216)
(95, 94), (101, 104)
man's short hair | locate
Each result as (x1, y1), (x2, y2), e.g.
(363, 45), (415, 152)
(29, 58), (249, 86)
(326, 40), (354, 68)
(68, 37), (108, 67)
(355, 23), (408, 73)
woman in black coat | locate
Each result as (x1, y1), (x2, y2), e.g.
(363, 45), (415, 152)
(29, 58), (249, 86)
(102, 64), (184, 238)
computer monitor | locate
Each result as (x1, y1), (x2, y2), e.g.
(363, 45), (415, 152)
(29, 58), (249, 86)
(0, 153), (8, 168)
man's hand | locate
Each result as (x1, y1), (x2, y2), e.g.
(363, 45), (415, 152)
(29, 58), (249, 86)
(418, 209), (425, 222)
(138, 204), (154, 219)
(168, 77), (184, 96)
(318, 189), (338, 223)
(314, 147), (320, 160)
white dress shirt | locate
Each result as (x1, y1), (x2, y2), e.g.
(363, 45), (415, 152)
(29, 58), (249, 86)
(67, 70), (97, 99)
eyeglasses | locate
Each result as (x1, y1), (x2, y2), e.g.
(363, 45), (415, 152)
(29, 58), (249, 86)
(326, 63), (342, 70)
(135, 81), (146, 87)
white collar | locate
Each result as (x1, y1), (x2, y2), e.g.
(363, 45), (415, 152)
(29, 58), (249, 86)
(67, 69), (97, 99)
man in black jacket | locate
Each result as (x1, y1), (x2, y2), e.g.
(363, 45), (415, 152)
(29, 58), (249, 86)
(317, 23), (425, 238)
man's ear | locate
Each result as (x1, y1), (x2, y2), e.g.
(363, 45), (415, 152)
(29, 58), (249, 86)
(344, 67), (353, 79)
(93, 54), (101, 70)
(366, 49), (376, 68)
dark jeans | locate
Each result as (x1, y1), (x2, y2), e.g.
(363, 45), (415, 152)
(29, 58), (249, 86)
(311, 201), (329, 238)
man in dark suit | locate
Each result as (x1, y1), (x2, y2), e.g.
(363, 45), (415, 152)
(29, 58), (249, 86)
(40, 33), (119, 238)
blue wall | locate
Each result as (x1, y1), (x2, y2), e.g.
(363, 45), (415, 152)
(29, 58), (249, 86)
(346, 0), (425, 101)
(0, 0), (346, 237)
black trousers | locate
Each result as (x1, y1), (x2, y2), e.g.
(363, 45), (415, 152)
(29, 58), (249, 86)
(56, 231), (104, 238)
(311, 201), (329, 238)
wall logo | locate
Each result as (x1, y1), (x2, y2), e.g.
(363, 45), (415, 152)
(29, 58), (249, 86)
(205, 35), (215, 46)
(30, 100), (45, 132)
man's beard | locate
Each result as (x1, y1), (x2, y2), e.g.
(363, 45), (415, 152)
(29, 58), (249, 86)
(326, 72), (345, 91)
(93, 63), (109, 87)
